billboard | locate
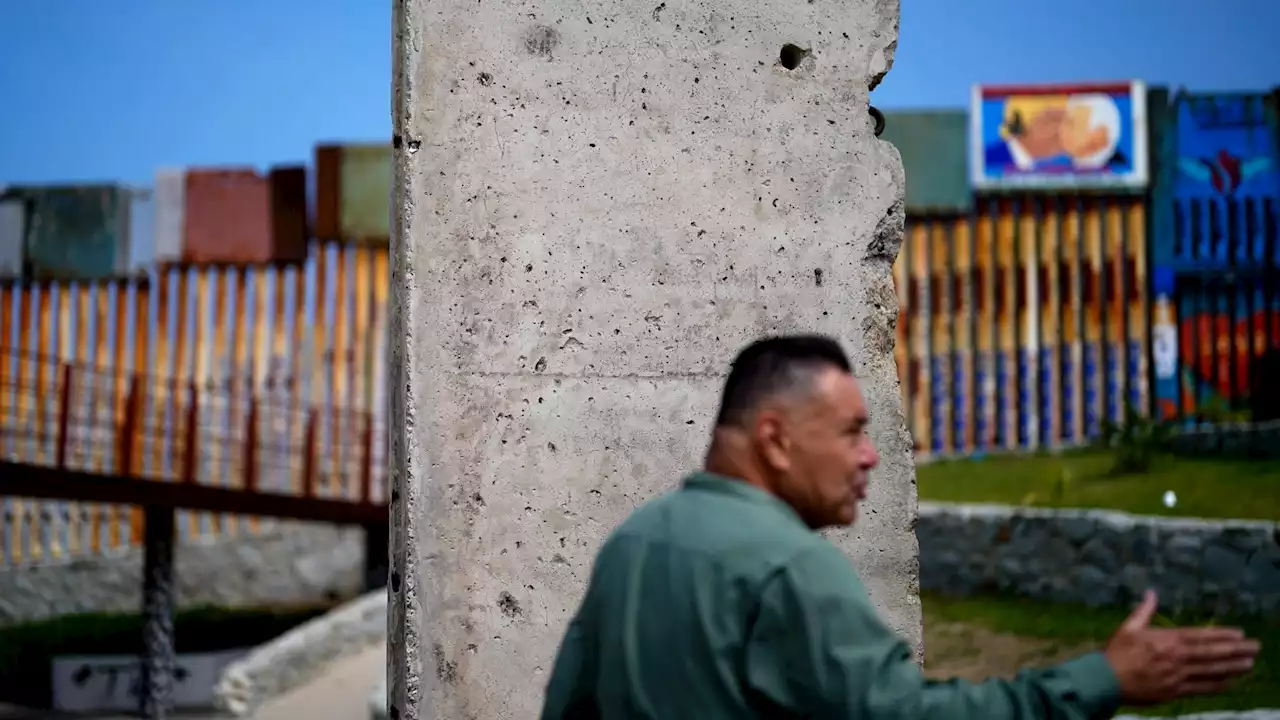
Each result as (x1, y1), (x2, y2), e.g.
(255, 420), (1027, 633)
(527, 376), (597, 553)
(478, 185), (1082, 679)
(970, 81), (1149, 192)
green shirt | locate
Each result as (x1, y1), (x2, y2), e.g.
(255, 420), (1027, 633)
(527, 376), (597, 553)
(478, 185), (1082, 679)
(541, 472), (1123, 719)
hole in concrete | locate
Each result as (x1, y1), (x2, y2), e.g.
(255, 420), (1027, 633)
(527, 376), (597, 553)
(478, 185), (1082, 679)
(779, 44), (807, 70)
(869, 106), (886, 137)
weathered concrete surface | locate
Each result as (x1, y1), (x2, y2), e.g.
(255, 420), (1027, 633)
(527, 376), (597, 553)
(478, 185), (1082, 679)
(919, 502), (1280, 616)
(0, 521), (362, 625)
(389, 0), (917, 716)
(215, 589), (387, 717)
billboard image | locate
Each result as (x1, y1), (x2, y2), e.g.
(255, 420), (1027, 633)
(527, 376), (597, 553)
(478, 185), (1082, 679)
(970, 81), (1149, 191)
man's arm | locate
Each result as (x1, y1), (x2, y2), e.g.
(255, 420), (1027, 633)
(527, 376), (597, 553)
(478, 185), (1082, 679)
(744, 543), (1122, 720)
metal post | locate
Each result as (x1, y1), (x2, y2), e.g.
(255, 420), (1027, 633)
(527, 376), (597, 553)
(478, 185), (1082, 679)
(140, 505), (176, 719)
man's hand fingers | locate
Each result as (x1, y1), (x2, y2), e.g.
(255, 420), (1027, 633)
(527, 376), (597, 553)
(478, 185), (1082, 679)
(1176, 678), (1237, 698)
(1120, 591), (1158, 633)
(1185, 639), (1261, 663)
(1183, 657), (1257, 682)
(1179, 627), (1247, 644)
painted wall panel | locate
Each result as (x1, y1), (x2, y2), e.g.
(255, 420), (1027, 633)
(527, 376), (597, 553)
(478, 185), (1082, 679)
(269, 167), (309, 264)
(182, 169), (307, 266)
(127, 189), (155, 275)
(314, 146), (341, 241)
(153, 169), (186, 265)
(338, 145), (392, 245)
(20, 186), (131, 281)
(314, 144), (392, 245)
(1151, 92), (1280, 422)
(880, 111), (972, 214)
(0, 199), (25, 279)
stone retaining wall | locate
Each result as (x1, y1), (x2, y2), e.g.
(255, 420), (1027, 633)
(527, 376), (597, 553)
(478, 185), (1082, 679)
(0, 520), (364, 624)
(1171, 420), (1280, 461)
(918, 502), (1280, 616)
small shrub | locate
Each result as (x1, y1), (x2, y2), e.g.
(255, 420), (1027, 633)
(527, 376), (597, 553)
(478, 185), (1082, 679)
(1096, 403), (1174, 475)
(1050, 468), (1070, 504)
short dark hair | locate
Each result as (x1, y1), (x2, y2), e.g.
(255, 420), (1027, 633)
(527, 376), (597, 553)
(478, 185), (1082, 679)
(714, 334), (852, 427)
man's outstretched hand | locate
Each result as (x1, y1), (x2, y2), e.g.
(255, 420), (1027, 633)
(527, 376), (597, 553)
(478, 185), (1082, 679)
(1105, 590), (1261, 707)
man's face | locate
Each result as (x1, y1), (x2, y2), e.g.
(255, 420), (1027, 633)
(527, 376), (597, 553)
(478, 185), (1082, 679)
(1061, 104), (1109, 159)
(754, 368), (879, 528)
(1015, 106), (1066, 159)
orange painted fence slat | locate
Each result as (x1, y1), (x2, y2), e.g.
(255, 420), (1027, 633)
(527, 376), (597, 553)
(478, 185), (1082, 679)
(893, 196), (1149, 458)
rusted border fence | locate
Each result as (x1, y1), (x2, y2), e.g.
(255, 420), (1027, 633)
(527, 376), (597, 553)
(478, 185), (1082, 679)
(4, 202), (1157, 565)
(893, 195), (1149, 458)
(0, 190), (1199, 565)
(0, 241), (390, 567)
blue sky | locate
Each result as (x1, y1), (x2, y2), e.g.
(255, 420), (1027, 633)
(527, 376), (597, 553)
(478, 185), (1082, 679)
(1, 0), (1277, 185)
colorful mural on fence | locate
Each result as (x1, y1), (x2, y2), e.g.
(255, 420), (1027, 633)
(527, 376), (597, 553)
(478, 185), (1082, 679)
(970, 81), (1149, 191)
(1151, 92), (1280, 422)
(893, 196), (1148, 457)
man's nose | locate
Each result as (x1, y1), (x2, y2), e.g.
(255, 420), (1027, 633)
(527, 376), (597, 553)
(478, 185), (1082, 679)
(860, 440), (880, 470)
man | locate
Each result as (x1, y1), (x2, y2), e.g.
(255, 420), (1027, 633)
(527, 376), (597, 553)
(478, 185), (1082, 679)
(1059, 93), (1128, 171)
(984, 104), (1066, 172)
(542, 335), (1260, 718)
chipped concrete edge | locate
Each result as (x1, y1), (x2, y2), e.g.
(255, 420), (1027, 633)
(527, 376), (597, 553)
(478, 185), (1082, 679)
(213, 588), (388, 718)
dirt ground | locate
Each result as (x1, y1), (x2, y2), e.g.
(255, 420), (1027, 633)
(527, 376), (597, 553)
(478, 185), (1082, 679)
(924, 619), (1099, 682)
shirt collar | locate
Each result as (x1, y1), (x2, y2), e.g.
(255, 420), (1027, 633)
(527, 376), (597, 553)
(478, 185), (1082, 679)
(682, 471), (809, 529)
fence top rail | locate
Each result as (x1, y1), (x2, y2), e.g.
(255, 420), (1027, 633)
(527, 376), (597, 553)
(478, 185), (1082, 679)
(0, 461), (387, 524)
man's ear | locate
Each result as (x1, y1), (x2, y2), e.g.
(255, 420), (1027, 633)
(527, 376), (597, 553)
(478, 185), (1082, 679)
(754, 410), (791, 473)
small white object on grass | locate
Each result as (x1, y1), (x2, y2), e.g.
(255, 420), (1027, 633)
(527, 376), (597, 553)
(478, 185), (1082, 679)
(1162, 490), (1177, 509)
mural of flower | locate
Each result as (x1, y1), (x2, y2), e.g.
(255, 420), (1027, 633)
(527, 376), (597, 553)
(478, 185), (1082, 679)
(1177, 149), (1272, 195)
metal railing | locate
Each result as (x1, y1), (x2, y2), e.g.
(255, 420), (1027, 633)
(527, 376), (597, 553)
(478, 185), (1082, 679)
(0, 348), (385, 567)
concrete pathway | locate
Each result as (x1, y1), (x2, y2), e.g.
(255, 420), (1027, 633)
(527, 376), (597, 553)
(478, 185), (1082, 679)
(251, 643), (383, 720)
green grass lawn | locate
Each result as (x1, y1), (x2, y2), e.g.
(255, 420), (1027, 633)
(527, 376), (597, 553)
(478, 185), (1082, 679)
(916, 449), (1280, 521)
(923, 592), (1280, 716)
